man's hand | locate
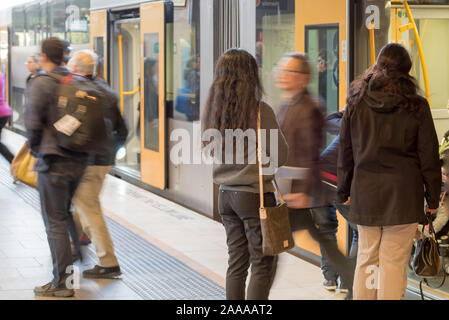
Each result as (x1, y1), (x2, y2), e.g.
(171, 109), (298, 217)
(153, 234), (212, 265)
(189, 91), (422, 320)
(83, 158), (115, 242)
(344, 197), (351, 205)
(284, 193), (311, 209)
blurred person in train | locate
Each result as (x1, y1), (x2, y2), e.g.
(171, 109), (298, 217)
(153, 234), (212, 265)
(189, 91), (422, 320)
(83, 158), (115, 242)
(203, 48), (288, 300)
(61, 40), (72, 66)
(337, 43), (441, 300)
(275, 52), (355, 299)
(0, 71), (14, 163)
(24, 37), (89, 297)
(68, 50), (128, 279)
(25, 55), (43, 89)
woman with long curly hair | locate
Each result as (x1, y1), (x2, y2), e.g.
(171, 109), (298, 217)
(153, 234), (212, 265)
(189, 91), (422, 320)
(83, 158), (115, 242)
(337, 43), (441, 299)
(203, 48), (288, 300)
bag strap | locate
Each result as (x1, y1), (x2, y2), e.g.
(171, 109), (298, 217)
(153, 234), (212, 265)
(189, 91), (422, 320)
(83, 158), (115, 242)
(46, 72), (65, 82)
(257, 102), (284, 209)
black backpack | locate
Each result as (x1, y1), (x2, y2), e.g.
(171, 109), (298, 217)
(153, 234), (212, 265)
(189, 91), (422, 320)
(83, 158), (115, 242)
(47, 73), (107, 153)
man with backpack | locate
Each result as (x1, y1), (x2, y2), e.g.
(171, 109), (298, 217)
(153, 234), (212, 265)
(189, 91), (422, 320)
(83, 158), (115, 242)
(68, 50), (128, 279)
(24, 38), (104, 297)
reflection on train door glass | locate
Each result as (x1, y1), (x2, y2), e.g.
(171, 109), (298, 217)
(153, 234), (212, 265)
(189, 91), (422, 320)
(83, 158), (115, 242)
(306, 25), (339, 115)
(143, 33), (159, 152)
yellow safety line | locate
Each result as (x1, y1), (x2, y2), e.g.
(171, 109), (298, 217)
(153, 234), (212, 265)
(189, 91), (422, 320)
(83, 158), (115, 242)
(402, 1), (431, 107)
(118, 34), (140, 116)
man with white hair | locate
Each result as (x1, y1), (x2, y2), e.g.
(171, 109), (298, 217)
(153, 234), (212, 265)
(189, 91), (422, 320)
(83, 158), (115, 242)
(68, 50), (128, 279)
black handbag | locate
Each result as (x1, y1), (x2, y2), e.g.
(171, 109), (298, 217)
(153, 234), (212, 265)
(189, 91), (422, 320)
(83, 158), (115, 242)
(257, 104), (295, 256)
(412, 211), (446, 299)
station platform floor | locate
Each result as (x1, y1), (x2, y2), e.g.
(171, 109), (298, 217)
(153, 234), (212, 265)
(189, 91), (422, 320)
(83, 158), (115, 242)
(0, 129), (352, 300)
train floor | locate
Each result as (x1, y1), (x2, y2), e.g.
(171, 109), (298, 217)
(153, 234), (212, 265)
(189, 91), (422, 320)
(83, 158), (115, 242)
(0, 129), (422, 300)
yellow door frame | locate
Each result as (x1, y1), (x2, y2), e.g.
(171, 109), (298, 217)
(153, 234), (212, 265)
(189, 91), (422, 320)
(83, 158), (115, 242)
(90, 10), (108, 80)
(140, 1), (166, 190)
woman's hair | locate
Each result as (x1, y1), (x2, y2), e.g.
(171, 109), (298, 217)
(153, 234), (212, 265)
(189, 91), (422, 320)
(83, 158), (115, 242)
(346, 43), (424, 113)
(202, 48), (263, 136)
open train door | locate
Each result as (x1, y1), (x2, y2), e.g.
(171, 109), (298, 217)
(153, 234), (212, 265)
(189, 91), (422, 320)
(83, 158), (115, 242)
(90, 10), (108, 81)
(139, 1), (171, 190)
(294, 0), (349, 256)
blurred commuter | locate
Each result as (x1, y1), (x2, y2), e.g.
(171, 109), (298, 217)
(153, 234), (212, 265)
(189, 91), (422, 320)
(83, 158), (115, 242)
(68, 50), (128, 278)
(203, 48), (288, 300)
(317, 111), (359, 292)
(0, 71), (14, 163)
(24, 37), (88, 297)
(26, 55), (43, 88)
(338, 43), (441, 300)
(275, 53), (355, 299)
(61, 40), (72, 65)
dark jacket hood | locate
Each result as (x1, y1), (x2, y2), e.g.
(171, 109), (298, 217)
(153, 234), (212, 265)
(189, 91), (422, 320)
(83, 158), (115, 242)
(364, 78), (404, 113)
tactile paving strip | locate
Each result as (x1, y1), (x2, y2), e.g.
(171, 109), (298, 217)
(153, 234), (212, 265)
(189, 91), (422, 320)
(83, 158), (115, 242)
(0, 158), (225, 300)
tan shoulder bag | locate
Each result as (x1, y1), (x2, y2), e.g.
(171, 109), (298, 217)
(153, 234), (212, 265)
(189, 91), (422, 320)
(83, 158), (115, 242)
(257, 103), (294, 256)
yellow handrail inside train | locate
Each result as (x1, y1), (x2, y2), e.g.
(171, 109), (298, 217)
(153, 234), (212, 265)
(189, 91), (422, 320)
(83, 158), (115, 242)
(118, 34), (140, 116)
(401, 1), (431, 107)
(369, 22), (376, 66)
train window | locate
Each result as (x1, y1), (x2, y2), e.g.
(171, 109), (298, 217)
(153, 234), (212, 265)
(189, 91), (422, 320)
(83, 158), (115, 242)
(25, 3), (40, 46)
(393, 7), (449, 110)
(172, 0), (200, 122)
(12, 7), (25, 47)
(255, 0), (295, 114)
(50, 0), (66, 40)
(305, 25), (339, 115)
(143, 33), (160, 152)
(66, 0), (90, 44)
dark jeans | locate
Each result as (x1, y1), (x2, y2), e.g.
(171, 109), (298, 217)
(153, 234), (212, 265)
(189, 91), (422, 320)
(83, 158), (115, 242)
(311, 206), (339, 281)
(0, 117), (14, 163)
(37, 157), (87, 286)
(289, 208), (356, 290)
(218, 190), (278, 300)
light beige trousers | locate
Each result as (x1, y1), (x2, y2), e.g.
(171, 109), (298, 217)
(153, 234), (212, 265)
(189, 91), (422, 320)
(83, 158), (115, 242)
(353, 223), (417, 300)
(72, 165), (119, 267)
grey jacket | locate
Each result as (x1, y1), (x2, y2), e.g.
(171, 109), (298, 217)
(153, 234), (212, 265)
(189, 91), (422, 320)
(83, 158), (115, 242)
(213, 102), (288, 193)
(24, 66), (87, 170)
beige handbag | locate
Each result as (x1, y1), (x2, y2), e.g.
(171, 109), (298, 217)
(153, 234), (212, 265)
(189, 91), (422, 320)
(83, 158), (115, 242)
(10, 142), (38, 188)
(257, 104), (295, 256)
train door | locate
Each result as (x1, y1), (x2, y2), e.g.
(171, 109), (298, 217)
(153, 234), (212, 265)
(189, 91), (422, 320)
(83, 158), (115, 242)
(294, 0), (349, 256)
(139, 1), (167, 190)
(0, 27), (9, 105)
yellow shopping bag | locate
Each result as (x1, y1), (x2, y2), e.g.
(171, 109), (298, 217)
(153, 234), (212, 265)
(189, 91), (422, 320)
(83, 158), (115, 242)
(10, 143), (38, 188)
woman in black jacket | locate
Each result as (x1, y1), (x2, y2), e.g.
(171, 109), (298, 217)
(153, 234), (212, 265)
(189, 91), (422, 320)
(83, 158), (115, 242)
(203, 48), (288, 300)
(337, 43), (441, 300)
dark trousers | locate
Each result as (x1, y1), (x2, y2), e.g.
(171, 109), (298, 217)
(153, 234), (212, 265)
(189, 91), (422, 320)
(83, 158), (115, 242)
(0, 117), (14, 163)
(218, 190), (278, 300)
(37, 157), (86, 286)
(289, 208), (356, 290)
(311, 206), (339, 281)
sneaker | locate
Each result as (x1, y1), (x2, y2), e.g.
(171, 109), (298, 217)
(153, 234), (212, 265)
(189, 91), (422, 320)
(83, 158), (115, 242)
(323, 279), (338, 291)
(83, 265), (121, 279)
(34, 282), (74, 298)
